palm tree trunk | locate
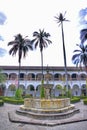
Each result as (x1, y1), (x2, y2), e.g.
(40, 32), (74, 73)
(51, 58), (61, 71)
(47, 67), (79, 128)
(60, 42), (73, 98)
(85, 66), (87, 96)
(40, 50), (45, 98)
(18, 61), (21, 89)
(41, 51), (44, 80)
(61, 22), (68, 93)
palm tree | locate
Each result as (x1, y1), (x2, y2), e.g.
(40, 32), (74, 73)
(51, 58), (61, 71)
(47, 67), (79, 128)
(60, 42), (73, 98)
(72, 43), (87, 68)
(31, 29), (52, 98)
(80, 29), (87, 44)
(55, 12), (69, 92)
(72, 43), (87, 96)
(32, 29), (52, 81)
(8, 33), (33, 89)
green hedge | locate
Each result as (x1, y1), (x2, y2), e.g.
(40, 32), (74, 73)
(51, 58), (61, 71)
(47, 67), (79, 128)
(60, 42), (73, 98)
(0, 96), (4, 100)
(70, 97), (80, 103)
(83, 99), (87, 105)
(22, 94), (33, 98)
(3, 97), (24, 105)
(80, 95), (87, 99)
(0, 100), (4, 106)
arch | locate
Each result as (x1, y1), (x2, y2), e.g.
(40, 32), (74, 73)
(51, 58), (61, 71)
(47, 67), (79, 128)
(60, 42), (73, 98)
(8, 84), (16, 91)
(0, 84), (6, 96)
(36, 84), (41, 91)
(44, 73), (53, 80)
(73, 84), (79, 89)
(27, 73), (35, 80)
(62, 73), (71, 81)
(19, 84), (25, 90)
(55, 84), (62, 89)
(19, 73), (25, 80)
(71, 73), (78, 80)
(9, 73), (17, 80)
(26, 84), (35, 97)
(80, 73), (86, 80)
(81, 84), (86, 96)
(64, 84), (71, 89)
(36, 85), (41, 97)
(36, 73), (43, 80)
(72, 84), (80, 96)
(27, 84), (35, 91)
(81, 84), (86, 89)
(0, 84), (6, 90)
(2, 73), (8, 80)
(7, 84), (16, 96)
(54, 84), (63, 97)
(54, 73), (62, 80)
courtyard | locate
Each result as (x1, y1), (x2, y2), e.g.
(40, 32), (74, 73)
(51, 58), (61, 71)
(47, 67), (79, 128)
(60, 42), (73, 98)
(0, 100), (87, 130)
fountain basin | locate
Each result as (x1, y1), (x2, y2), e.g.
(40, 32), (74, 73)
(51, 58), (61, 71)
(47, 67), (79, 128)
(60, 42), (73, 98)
(24, 98), (70, 108)
(20, 98), (75, 114)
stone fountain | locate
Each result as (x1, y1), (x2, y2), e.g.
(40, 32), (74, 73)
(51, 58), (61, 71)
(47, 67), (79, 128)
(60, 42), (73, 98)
(16, 69), (79, 120)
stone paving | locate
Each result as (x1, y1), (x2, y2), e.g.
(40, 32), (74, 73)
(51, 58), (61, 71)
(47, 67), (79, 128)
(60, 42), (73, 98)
(0, 100), (87, 130)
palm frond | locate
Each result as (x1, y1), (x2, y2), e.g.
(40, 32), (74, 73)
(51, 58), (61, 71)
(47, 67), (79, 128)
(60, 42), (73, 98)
(73, 49), (82, 53)
(80, 29), (87, 43)
(72, 53), (80, 61)
(54, 12), (69, 26)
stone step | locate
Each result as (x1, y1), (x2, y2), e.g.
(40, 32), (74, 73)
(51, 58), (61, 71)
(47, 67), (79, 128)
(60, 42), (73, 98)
(16, 108), (80, 120)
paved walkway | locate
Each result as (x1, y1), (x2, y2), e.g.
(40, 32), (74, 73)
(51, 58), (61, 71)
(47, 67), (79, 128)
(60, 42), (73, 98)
(0, 100), (87, 130)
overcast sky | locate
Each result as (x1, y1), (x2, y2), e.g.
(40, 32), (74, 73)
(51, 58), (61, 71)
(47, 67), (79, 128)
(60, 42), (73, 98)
(0, 0), (87, 67)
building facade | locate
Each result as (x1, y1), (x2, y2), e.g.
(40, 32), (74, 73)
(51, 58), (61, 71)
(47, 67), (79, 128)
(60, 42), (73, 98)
(0, 66), (87, 97)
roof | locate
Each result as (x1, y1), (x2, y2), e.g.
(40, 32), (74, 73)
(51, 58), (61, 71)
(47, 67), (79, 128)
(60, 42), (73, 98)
(0, 65), (81, 72)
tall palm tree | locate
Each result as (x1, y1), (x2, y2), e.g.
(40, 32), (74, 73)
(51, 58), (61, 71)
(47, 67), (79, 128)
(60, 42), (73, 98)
(8, 33), (33, 88)
(55, 12), (69, 92)
(31, 29), (52, 98)
(32, 29), (52, 81)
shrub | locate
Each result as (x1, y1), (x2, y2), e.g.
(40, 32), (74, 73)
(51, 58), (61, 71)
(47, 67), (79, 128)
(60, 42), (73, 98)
(23, 94), (33, 98)
(80, 95), (87, 99)
(0, 100), (4, 106)
(70, 97), (80, 103)
(0, 96), (4, 100)
(15, 88), (22, 99)
(83, 99), (87, 105)
(40, 80), (45, 98)
(3, 97), (24, 105)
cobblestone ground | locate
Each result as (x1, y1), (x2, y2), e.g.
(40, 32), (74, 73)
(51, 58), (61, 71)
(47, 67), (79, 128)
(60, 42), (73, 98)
(0, 101), (87, 130)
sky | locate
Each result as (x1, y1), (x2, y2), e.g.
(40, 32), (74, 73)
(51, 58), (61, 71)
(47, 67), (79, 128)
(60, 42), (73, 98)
(0, 0), (87, 67)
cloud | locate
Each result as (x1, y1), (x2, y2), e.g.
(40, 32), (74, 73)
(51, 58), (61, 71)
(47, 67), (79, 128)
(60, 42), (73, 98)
(0, 48), (7, 57)
(79, 8), (87, 25)
(0, 12), (7, 25)
(0, 36), (4, 41)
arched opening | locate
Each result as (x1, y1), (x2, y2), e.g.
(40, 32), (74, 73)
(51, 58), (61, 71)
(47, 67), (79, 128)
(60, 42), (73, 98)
(36, 85), (41, 97)
(80, 73), (86, 80)
(54, 73), (62, 80)
(36, 73), (43, 80)
(81, 84), (86, 96)
(27, 84), (35, 97)
(27, 73), (35, 80)
(72, 84), (79, 96)
(0, 84), (6, 96)
(19, 73), (25, 80)
(71, 73), (78, 80)
(9, 73), (17, 80)
(55, 84), (63, 97)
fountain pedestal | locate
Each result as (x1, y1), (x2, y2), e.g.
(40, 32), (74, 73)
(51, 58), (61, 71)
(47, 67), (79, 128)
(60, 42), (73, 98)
(44, 84), (53, 99)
